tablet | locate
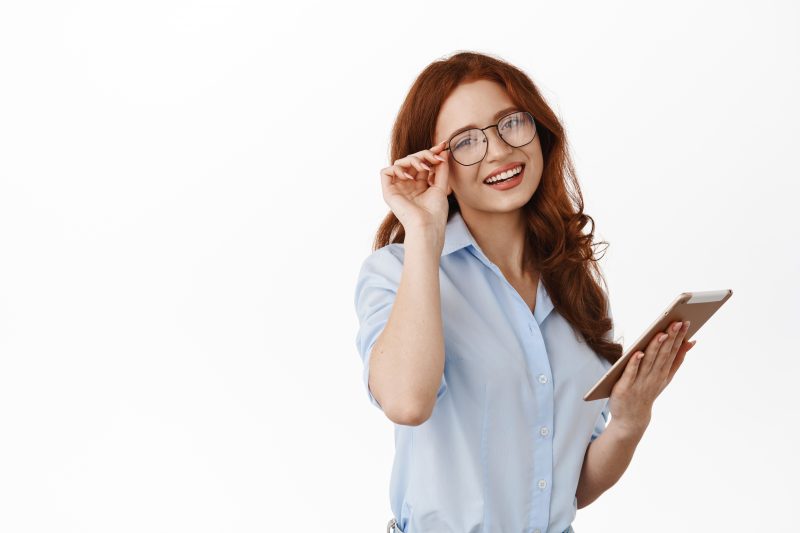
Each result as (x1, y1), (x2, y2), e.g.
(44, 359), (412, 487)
(583, 289), (733, 402)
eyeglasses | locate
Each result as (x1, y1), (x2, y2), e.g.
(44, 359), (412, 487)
(443, 111), (537, 166)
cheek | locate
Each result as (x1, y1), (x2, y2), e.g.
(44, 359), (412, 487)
(450, 170), (477, 191)
(530, 142), (544, 166)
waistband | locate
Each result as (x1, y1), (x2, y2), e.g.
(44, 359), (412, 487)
(387, 517), (574, 533)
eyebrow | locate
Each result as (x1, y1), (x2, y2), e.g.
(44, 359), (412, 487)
(447, 106), (520, 140)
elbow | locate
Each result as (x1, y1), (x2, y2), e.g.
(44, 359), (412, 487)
(384, 396), (434, 426)
(574, 478), (592, 510)
(370, 381), (433, 426)
(576, 498), (596, 510)
(575, 490), (601, 510)
(370, 373), (437, 426)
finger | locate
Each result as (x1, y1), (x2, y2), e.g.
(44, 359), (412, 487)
(640, 330), (669, 376)
(382, 166), (403, 185)
(403, 158), (431, 181)
(392, 165), (410, 181)
(391, 163), (415, 180)
(394, 154), (422, 171)
(653, 322), (683, 374)
(663, 321), (690, 373)
(380, 167), (392, 188)
(397, 146), (446, 177)
(430, 139), (448, 153)
(393, 156), (425, 181)
(652, 321), (682, 375)
(621, 350), (645, 386)
(410, 157), (432, 183)
(390, 166), (404, 181)
(665, 340), (694, 386)
(417, 149), (446, 166)
(431, 148), (450, 192)
(409, 155), (431, 173)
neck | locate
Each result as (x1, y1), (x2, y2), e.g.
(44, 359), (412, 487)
(460, 206), (532, 280)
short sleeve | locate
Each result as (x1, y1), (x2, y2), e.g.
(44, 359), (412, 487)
(353, 245), (447, 411)
(590, 399), (611, 442)
(590, 293), (616, 441)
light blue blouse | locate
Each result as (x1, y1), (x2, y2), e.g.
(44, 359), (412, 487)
(354, 210), (614, 533)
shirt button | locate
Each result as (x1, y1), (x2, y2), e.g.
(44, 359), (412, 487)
(538, 374), (548, 384)
(528, 323), (534, 333)
(538, 479), (547, 489)
(540, 426), (549, 436)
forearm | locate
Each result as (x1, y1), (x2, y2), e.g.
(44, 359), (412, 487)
(575, 418), (648, 509)
(369, 231), (444, 424)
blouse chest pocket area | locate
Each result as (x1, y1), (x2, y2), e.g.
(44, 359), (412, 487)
(443, 324), (530, 391)
(550, 343), (611, 400)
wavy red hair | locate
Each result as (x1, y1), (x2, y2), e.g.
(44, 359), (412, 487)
(372, 51), (622, 366)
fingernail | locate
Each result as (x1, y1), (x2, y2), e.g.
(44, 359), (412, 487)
(684, 321), (691, 330)
(434, 155), (446, 161)
(421, 163), (431, 171)
(673, 322), (682, 332)
(659, 333), (668, 342)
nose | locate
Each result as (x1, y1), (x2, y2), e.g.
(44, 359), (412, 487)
(484, 126), (513, 163)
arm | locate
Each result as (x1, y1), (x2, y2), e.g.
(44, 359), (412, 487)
(575, 418), (647, 509)
(576, 316), (697, 508)
(368, 231), (445, 426)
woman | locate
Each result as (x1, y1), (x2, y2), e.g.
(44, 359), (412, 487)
(353, 51), (695, 533)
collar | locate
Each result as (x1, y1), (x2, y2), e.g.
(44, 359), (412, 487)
(441, 210), (477, 257)
(440, 210), (554, 323)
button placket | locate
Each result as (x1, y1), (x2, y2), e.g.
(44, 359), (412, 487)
(484, 255), (554, 525)
(464, 239), (558, 532)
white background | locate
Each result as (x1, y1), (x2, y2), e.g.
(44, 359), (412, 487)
(1, 1), (797, 532)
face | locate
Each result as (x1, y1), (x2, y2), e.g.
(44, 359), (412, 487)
(434, 79), (544, 215)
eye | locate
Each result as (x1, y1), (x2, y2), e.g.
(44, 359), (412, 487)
(500, 116), (520, 130)
(455, 138), (472, 149)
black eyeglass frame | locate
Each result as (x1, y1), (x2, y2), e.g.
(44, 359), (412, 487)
(442, 110), (537, 166)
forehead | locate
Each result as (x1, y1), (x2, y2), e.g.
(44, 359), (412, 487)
(435, 79), (516, 140)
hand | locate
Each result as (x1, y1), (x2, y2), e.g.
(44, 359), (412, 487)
(608, 320), (698, 436)
(379, 140), (452, 235)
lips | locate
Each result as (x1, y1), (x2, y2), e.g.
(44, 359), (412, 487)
(483, 163), (524, 184)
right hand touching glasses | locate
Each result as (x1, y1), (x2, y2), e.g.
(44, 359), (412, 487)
(379, 140), (452, 235)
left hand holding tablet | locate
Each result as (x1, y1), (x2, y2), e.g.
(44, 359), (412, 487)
(608, 320), (697, 436)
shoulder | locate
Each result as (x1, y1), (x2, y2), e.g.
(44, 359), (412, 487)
(356, 243), (406, 277)
(354, 243), (407, 296)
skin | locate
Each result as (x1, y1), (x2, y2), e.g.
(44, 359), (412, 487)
(379, 78), (699, 506)
(430, 79), (544, 283)
(575, 320), (697, 508)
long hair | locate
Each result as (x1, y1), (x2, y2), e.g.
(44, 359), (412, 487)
(372, 51), (623, 366)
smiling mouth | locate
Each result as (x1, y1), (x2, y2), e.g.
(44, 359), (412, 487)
(483, 164), (524, 185)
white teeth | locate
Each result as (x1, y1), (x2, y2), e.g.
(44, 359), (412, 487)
(485, 165), (522, 184)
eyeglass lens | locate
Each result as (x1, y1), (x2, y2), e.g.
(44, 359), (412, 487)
(449, 111), (536, 166)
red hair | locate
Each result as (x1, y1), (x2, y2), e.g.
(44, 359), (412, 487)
(372, 51), (622, 366)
